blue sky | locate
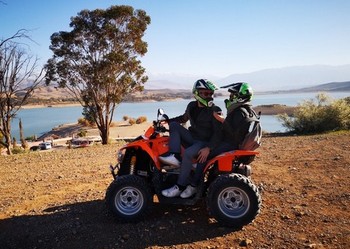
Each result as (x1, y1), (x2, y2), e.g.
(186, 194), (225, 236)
(1, 0), (349, 77)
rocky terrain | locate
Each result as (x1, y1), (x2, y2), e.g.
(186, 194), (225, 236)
(0, 131), (349, 249)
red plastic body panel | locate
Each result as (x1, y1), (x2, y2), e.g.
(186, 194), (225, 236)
(204, 150), (259, 172)
(120, 136), (169, 169)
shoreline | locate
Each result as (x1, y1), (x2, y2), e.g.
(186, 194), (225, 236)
(36, 121), (152, 141)
(21, 103), (81, 109)
(21, 102), (296, 115)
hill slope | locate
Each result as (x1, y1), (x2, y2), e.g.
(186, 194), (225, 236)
(297, 81), (350, 92)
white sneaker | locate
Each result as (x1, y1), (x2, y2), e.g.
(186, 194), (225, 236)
(159, 154), (181, 167)
(162, 185), (181, 197)
(180, 185), (197, 198)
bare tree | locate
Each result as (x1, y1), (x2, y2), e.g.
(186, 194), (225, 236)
(0, 31), (45, 154)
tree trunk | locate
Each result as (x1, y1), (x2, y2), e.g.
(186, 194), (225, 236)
(3, 117), (13, 155)
(19, 119), (28, 150)
(99, 124), (110, 145)
(4, 133), (12, 155)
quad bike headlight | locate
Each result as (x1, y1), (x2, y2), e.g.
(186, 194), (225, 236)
(117, 149), (125, 163)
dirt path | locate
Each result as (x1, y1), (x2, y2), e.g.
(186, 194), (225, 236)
(0, 132), (349, 248)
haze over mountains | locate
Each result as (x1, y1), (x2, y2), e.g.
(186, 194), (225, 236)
(146, 64), (350, 92)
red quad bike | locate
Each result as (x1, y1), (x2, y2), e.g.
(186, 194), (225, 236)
(106, 109), (262, 227)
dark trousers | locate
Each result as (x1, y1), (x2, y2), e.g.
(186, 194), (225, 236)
(190, 142), (234, 186)
(168, 122), (208, 186)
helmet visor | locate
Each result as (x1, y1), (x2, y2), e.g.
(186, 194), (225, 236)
(198, 90), (214, 98)
(194, 90), (214, 107)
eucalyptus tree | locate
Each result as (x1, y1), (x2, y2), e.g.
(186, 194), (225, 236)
(45, 5), (150, 144)
(0, 30), (45, 155)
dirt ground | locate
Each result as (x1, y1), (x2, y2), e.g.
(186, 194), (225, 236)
(0, 130), (349, 249)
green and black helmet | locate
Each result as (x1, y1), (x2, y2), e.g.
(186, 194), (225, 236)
(221, 82), (253, 108)
(192, 79), (218, 107)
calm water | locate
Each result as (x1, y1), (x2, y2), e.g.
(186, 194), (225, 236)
(11, 92), (350, 140)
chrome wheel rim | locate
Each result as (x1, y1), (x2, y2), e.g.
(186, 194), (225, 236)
(217, 187), (250, 218)
(115, 186), (144, 216)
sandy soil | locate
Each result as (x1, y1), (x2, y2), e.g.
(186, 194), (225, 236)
(0, 128), (349, 249)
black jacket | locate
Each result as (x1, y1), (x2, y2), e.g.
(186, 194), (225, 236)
(169, 101), (222, 150)
(221, 104), (252, 149)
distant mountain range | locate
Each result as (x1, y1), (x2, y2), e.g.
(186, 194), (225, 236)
(276, 81), (350, 93)
(28, 81), (349, 106)
(146, 64), (350, 92)
(27, 64), (350, 105)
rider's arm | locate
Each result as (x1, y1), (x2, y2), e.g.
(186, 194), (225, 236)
(167, 101), (194, 124)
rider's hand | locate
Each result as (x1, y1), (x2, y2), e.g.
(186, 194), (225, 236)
(197, 147), (210, 163)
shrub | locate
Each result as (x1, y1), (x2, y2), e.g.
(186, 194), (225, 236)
(128, 118), (136, 125)
(12, 146), (25, 154)
(123, 115), (129, 121)
(78, 117), (89, 126)
(277, 93), (350, 134)
(78, 117), (95, 127)
(136, 116), (147, 124)
(77, 129), (87, 137)
(25, 135), (37, 141)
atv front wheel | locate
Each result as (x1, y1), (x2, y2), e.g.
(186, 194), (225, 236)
(105, 175), (153, 222)
(207, 174), (261, 227)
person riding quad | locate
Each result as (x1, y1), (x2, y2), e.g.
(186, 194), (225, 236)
(159, 79), (222, 198)
(189, 82), (255, 188)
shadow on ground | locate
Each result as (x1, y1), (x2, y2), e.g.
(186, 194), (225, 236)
(0, 200), (237, 249)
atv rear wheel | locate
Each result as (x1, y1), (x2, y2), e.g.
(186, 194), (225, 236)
(207, 173), (261, 227)
(105, 175), (153, 222)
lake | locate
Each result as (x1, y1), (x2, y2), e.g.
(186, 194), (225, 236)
(10, 92), (350, 140)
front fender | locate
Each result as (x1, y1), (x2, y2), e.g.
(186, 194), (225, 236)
(120, 137), (169, 169)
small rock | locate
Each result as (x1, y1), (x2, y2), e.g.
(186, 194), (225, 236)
(281, 214), (291, 220)
(239, 238), (253, 247)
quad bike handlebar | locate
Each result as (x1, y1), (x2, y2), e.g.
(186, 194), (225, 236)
(143, 109), (170, 139)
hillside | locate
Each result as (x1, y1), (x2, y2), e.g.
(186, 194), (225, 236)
(297, 81), (350, 92)
(261, 81), (350, 94)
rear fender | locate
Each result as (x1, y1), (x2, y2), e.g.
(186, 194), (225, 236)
(204, 150), (259, 172)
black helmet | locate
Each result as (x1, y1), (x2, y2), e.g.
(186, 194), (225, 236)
(192, 79), (218, 107)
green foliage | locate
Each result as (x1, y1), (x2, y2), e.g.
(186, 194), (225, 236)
(82, 106), (96, 126)
(278, 93), (350, 134)
(45, 5), (150, 144)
